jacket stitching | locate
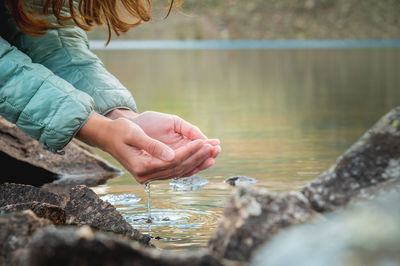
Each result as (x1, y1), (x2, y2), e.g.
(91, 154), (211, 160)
(2, 97), (69, 136)
(2, 99), (50, 133)
(17, 72), (51, 126)
(56, 28), (95, 96)
(45, 93), (69, 137)
(55, 28), (134, 110)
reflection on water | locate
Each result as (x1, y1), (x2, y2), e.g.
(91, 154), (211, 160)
(127, 209), (215, 231)
(92, 48), (400, 251)
(98, 182), (224, 250)
(100, 193), (141, 205)
(89, 40), (400, 51)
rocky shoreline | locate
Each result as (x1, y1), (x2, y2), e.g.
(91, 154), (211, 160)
(2, 106), (400, 266)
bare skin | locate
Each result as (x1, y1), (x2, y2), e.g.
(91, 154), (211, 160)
(77, 110), (221, 184)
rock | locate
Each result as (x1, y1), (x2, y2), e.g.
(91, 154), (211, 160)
(0, 150), (57, 187)
(302, 106), (400, 212)
(354, 177), (400, 203)
(208, 185), (318, 261)
(40, 183), (82, 199)
(224, 176), (257, 186)
(0, 202), (66, 225)
(251, 188), (400, 266)
(0, 210), (53, 265)
(64, 185), (133, 232)
(64, 185), (150, 245)
(0, 183), (150, 245)
(169, 175), (209, 191)
(17, 226), (223, 266)
(0, 183), (64, 207)
(0, 116), (121, 187)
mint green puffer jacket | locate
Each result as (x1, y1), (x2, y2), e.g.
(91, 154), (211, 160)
(0, 1), (137, 154)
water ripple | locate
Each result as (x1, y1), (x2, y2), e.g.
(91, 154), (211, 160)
(125, 209), (215, 231)
(100, 193), (141, 205)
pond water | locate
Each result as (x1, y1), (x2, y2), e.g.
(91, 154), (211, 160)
(91, 48), (400, 251)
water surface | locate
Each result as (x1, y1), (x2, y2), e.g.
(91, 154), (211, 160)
(92, 47), (400, 251)
(89, 39), (400, 50)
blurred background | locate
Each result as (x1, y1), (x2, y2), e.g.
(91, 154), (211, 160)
(88, 0), (400, 40)
(90, 0), (400, 251)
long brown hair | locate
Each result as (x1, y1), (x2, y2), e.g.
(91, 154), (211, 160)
(5, 0), (175, 44)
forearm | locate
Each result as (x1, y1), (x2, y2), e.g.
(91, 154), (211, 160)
(76, 112), (112, 148)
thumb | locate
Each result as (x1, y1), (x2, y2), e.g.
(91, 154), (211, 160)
(135, 133), (175, 161)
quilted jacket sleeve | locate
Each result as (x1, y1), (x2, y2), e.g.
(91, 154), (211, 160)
(12, 26), (138, 115)
(0, 36), (95, 154)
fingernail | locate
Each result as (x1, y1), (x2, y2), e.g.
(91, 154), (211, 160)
(196, 140), (205, 148)
(210, 138), (220, 145)
(161, 149), (174, 161)
(205, 144), (213, 150)
(192, 139), (202, 145)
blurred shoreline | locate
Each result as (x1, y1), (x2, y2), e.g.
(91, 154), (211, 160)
(88, 0), (400, 41)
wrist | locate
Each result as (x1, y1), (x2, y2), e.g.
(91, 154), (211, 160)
(105, 108), (139, 120)
(76, 112), (113, 148)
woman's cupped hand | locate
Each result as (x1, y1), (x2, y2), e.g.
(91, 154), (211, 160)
(77, 110), (220, 184)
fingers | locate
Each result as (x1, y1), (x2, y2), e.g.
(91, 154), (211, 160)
(126, 128), (175, 161)
(173, 115), (207, 141)
(137, 142), (213, 182)
(136, 139), (205, 177)
(105, 116), (220, 184)
(181, 157), (215, 178)
(174, 144), (213, 177)
(197, 157), (215, 171)
(178, 144), (219, 177)
(211, 145), (221, 158)
(205, 139), (220, 146)
(136, 142), (219, 182)
(182, 168), (200, 178)
(174, 139), (207, 166)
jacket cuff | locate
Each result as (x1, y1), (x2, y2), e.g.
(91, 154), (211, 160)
(94, 88), (138, 115)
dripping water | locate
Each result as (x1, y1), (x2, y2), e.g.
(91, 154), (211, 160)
(144, 182), (152, 224)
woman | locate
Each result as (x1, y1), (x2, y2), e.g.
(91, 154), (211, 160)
(0, 0), (221, 184)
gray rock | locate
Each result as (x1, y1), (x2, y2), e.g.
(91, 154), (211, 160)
(224, 176), (257, 186)
(169, 175), (209, 191)
(64, 185), (150, 245)
(0, 116), (121, 187)
(0, 202), (66, 225)
(17, 226), (223, 266)
(302, 106), (400, 212)
(208, 185), (318, 261)
(354, 177), (400, 203)
(0, 210), (53, 265)
(0, 183), (64, 207)
(251, 188), (400, 266)
(0, 183), (150, 245)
